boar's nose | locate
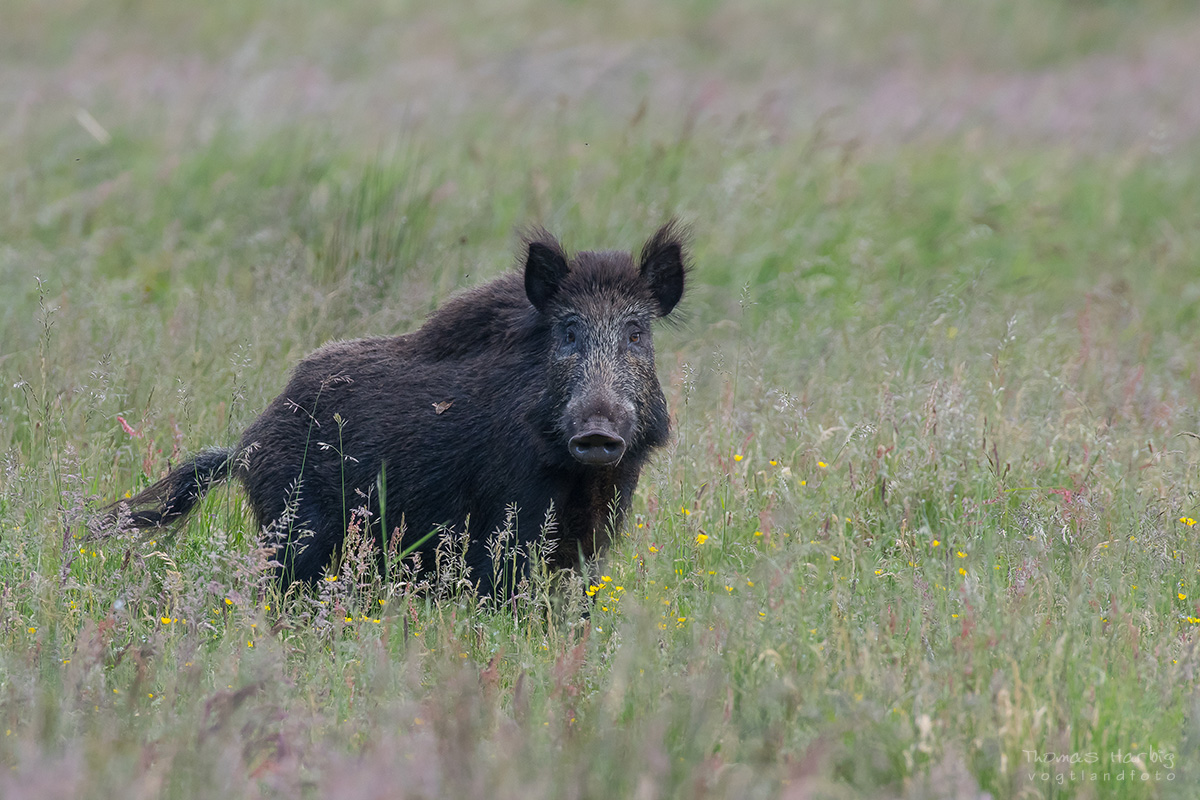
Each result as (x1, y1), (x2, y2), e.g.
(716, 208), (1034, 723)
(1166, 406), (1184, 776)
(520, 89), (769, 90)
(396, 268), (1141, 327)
(569, 429), (627, 466)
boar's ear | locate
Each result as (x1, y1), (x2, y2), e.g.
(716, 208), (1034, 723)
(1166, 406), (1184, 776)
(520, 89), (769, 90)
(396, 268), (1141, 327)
(639, 220), (687, 317)
(524, 232), (570, 313)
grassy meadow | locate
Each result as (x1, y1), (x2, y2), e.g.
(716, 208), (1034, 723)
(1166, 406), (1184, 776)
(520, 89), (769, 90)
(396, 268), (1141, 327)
(4, 1), (1200, 797)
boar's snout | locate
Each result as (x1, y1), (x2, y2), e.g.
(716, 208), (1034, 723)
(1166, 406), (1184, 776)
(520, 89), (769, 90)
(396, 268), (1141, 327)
(569, 423), (627, 466)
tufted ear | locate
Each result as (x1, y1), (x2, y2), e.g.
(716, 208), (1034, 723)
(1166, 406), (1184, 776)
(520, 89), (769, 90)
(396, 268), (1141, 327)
(639, 220), (687, 317)
(523, 231), (570, 313)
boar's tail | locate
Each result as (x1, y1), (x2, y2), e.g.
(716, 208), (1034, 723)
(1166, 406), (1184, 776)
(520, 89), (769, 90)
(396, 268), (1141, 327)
(100, 447), (235, 531)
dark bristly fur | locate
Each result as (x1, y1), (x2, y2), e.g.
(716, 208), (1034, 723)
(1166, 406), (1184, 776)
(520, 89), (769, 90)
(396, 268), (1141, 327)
(102, 223), (688, 595)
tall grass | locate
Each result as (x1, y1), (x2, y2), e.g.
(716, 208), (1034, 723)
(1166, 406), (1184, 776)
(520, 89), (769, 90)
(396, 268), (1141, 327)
(4, 2), (1200, 798)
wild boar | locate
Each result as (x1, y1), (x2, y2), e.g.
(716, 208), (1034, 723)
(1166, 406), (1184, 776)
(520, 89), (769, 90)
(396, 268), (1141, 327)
(105, 223), (687, 595)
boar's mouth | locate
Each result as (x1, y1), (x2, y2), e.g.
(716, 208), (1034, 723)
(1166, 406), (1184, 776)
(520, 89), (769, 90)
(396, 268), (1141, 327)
(568, 428), (627, 466)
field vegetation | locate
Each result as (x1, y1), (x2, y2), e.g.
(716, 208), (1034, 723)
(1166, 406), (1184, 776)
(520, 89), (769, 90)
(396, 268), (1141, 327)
(3, 1), (1200, 797)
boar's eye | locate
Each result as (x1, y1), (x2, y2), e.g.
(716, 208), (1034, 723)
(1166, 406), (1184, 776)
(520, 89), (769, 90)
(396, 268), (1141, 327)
(625, 322), (646, 347)
(566, 329), (576, 344)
